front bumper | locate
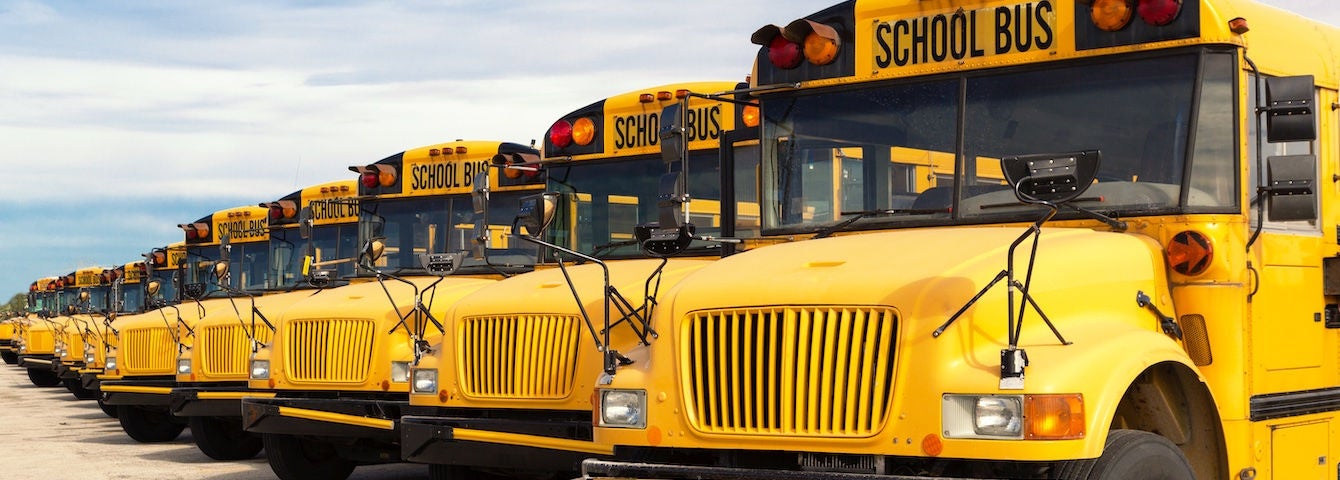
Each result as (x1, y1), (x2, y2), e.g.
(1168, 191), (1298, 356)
(241, 396), (407, 443)
(400, 413), (610, 471)
(79, 371), (103, 391)
(169, 382), (277, 417)
(580, 459), (997, 480)
(100, 377), (176, 407)
(55, 361), (84, 380)
(17, 354), (57, 370)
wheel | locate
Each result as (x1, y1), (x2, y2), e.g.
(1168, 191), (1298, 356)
(26, 367), (61, 387)
(117, 405), (186, 442)
(63, 378), (100, 400)
(428, 464), (472, 480)
(1, 350), (16, 364)
(98, 399), (119, 418)
(1053, 429), (1196, 479)
(189, 416), (263, 460)
(263, 433), (356, 480)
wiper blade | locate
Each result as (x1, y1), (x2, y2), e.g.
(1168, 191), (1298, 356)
(591, 239), (639, 258)
(813, 208), (949, 239)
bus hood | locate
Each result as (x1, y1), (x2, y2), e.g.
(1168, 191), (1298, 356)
(666, 226), (1170, 343)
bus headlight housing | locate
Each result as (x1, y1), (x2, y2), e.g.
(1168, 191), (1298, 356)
(104, 356), (116, 372)
(391, 361), (411, 383)
(177, 358), (192, 375)
(943, 394), (1085, 440)
(250, 359), (270, 380)
(84, 347), (96, 365)
(411, 368), (437, 394)
(599, 389), (646, 428)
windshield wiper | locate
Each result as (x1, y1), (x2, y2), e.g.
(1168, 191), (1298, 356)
(591, 239), (639, 259)
(813, 208), (949, 239)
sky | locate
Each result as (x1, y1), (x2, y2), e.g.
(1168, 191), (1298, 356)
(0, 0), (1336, 299)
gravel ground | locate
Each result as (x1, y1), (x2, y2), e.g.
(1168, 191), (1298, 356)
(0, 362), (432, 480)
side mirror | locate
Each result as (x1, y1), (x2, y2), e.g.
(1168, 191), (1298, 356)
(514, 193), (560, 238)
(1265, 75), (1316, 143)
(360, 238), (386, 265)
(659, 103), (688, 165)
(299, 206), (313, 240)
(213, 260), (230, 283)
(636, 171), (695, 257)
(147, 280), (161, 297)
(79, 290), (90, 303)
(471, 171), (490, 260)
(1265, 154), (1317, 221)
(1001, 150), (1101, 205)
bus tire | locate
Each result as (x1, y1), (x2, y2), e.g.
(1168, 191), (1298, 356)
(1, 350), (16, 364)
(263, 433), (355, 480)
(63, 378), (100, 400)
(189, 416), (262, 460)
(427, 464), (471, 480)
(98, 398), (119, 418)
(26, 367), (61, 387)
(117, 405), (186, 443)
(1053, 429), (1195, 480)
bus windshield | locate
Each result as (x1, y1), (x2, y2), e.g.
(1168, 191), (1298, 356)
(86, 286), (111, 313)
(544, 152), (753, 259)
(357, 191), (536, 275)
(761, 50), (1237, 233)
(270, 223), (360, 287)
(150, 268), (179, 305)
(120, 283), (145, 313)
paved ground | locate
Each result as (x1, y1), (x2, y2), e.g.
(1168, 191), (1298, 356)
(0, 361), (432, 480)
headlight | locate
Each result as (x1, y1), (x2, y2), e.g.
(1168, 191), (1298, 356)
(943, 394), (1084, 440)
(412, 368), (437, 394)
(599, 389), (646, 428)
(250, 359), (270, 380)
(105, 356), (116, 371)
(84, 352), (96, 364)
(391, 361), (411, 383)
(177, 358), (192, 375)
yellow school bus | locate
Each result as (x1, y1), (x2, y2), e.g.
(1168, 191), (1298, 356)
(51, 266), (119, 400)
(584, 2), (1340, 479)
(168, 179), (362, 461)
(240, 140), (545, 480)
(395, 82), (762, 478)
(16, 275), (71, 387)
(101, 206), (269, 443)
(3, 278), (54, 366)
(70, 260), (150, 416)
(85, 244), (183, 396)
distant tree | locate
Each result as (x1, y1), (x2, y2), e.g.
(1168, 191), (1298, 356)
(5, 293), (25, 314)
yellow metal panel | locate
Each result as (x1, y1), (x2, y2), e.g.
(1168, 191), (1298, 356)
(1271, 421), (1329, 479)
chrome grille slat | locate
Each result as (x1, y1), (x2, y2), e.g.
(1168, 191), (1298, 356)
(684, 307), (896, 437)
(283, 318), (374, 383)
(458, 315), (581, 399)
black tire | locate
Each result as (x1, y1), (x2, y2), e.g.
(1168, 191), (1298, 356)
(428, 464), (472, 480)
(98, 399), (119, 418)
(63, 378), (100, 400)
(26, 367), (61, 387)
(1053, 429), (1196, 480)
(189, 416), (263, 460)
(117, 405), (186, 443)
(1, 350), (16, 364)
(263, 433), (356, 480)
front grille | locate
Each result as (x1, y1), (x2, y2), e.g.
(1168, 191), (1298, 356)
(458, 315), (582, 399)
(200, 324), (272, 377)
(25, 329), (55, 353)
(283, 318), (374, 383)
(682, 307), (897, 437)
(123, 327), (176, 374)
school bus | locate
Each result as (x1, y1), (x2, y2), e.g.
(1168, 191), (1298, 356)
(50, 266), (119, 400)
(581, 1), (1340, 479)
(66, 260), (150, 416)
(394, 82), (762, 478)
(240, 140), (546, 480)
(84, 244), (184, 397)
(100, 205), (270, 443)
(3, 278), (54, 366)
(168, 179), (362, 461)
(16, 275), (72, 387)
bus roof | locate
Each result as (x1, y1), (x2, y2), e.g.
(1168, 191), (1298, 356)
(543, 81), (744, 162)
(180, 205), (270, 246)
(350, 139), (544, 199)
(263, 178), (360, 228)
(751, 0), (1340, 90)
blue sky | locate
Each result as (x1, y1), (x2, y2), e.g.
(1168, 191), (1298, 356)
(0, 0), (1336, 299)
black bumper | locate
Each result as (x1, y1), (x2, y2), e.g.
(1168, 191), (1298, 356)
(100, 377), (176, 407)
(17, 354), (57, 370)
(55, 361), (84, 380)
(241, 396), (406, 443)
(400, 413), (604, 471)
(80, 372), (102, 391)
(169, 382), (271, 417)
(580, 459), (975, 480)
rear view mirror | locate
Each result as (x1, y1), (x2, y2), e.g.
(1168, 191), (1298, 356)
(659, 103), (687, 165)
(514, 193), (559, 238)
(1265, 75), (1316, 143)
(419, 252), (467, 277)
(1266, 154), (1317, 222)
(299, 206), (313, 240)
